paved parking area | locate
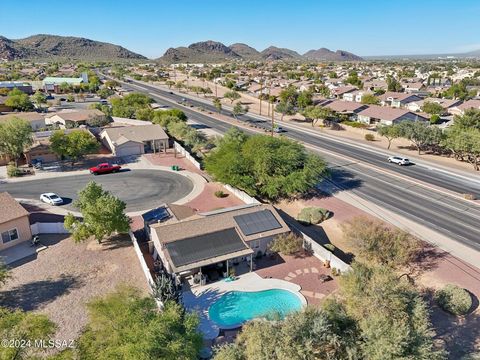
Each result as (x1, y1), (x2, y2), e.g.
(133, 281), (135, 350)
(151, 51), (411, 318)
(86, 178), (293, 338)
(1, 169), (194, 213)
(0, 234), (149, 342)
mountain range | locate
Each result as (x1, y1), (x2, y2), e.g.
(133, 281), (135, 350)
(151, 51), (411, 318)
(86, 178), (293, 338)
(158, 40), (363, 63)
(0, 34), (146, 61)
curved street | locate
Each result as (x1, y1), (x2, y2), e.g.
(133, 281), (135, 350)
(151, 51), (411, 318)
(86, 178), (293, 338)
(0, 169), (194, 213)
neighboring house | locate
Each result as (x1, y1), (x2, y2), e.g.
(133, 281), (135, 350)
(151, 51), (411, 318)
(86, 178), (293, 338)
(100, 124), (169, 157)
(42, 73), (88, 93)
(342, 90), (373, 103)
(0, 81), (33, 95)
(332, 86), (357, 99)
(0, 112), (46, 131)
(0, 96), (13, 113)
(407, 98), (462, 113)
(363, 79), (387, 92)
(0, 192), (32, 251)
(357, 105), (429, 125)
(24, 128), (95, 165)
(379, 92), (423, 108)
(45, 109), (107, 128)
(449, 99), (480, 116)
(402, 82), (425, 94)
(321, 100), (368, 120)
(150, 204), (290, 279)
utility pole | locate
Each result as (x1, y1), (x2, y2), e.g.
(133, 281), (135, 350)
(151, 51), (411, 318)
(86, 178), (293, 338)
(271, 101), (275, 137)
(215, 82), (218, 98)
(259, 79), (262, 116)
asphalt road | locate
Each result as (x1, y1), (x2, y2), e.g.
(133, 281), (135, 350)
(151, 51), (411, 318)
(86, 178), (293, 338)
(0, 169), (194, 213)
(118, 78), (480, 251)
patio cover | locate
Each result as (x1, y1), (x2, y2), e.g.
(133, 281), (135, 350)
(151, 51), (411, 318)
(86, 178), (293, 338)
(164, 227), (253, 273)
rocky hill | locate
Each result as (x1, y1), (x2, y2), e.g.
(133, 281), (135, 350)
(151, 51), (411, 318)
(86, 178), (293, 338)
(304, 48), (364, 61)
(0, 34), (146, 61)
(260, 46), (303, 61)
(158, 41), (362, 63)
(159, 41), (241, 63)
(228, 43), (261, 60)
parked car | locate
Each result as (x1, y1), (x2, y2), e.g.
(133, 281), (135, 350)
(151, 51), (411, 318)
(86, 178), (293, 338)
(388, 156), (410, 166)
(40, 193), (64, 205)
(89, 163), (122, 175)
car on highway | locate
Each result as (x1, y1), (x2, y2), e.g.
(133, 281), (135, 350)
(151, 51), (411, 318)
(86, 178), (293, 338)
(388, 156), (410, 166)
(40, 192), (64, 205)
(89, 163), (122, 175)
(273, 126), (286, 133)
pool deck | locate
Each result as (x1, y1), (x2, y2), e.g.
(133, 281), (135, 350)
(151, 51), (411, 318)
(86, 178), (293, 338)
(182, 272), (307, 339)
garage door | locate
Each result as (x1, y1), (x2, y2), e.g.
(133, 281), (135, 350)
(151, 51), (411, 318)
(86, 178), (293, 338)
(115, 143), (143, 157)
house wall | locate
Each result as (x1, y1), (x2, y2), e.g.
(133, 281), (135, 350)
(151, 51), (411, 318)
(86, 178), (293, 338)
(0, 216), (32, 251)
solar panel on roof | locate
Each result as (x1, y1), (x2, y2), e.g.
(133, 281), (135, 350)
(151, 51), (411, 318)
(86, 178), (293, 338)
(233, 210), (282, 236)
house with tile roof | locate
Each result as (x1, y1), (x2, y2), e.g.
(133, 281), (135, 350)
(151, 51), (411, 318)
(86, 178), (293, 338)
(149, 204), (290, 279)
(0, 192), (32, 251)
(357, 105), (429, 126)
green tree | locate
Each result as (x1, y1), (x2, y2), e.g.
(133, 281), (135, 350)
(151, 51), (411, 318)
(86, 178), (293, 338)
(214, 306), (360, 360)
(453, 108), (480, 130)
(32, 90), (47, 109)
(361, 93), (380, 105)
(0, 117), (33, 166)
(97, 88), (114, 99)
(386, 75), (402, 92)
(76, 286), (202, 360)
(213, 97), (222, 113)
(104, 80), (119, 89)
(110, 93), (153, 119)
(397, 121), (444, 154)
(165, 80), (175, 89)
(50, 130), (99, 165)
(5, 88), (33, 111)
(275, 100), (295, 120)
(302, 105), (333, 127)
(0, 308), (56, 360)
(268, 233), (304, 255)
(59, 82), (72, 93)
(346, 70), (362, 87)
(205, 128), (328, 200)
(296, 90), (313, 110)
(421, 101), (444, 115)
(64, 181), (130, 243)
(442, 127), (480, 170)
(232, 102), (248, 119)
(224, 90), (241, 104)
(377, 124), (401, 149)
(342, 216), (421, 267)
(278, 85), (298, 105)
(340, 263), (445, 360)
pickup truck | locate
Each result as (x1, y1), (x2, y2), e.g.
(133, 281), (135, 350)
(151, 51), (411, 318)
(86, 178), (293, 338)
(89, 163), (121, 175)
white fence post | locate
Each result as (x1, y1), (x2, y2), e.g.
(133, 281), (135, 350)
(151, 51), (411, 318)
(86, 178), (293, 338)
(173, 141), (202, 170)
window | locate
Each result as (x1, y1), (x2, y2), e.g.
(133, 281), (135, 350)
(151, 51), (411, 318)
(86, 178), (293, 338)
(1, 228), (19, 243)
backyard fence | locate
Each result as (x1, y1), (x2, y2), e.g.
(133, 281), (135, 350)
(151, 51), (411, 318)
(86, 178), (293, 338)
(223, 184), (261, 205)
(173, 141), (202, 170)
(288, 223), (351, 273)
(31, 222), (68, 235)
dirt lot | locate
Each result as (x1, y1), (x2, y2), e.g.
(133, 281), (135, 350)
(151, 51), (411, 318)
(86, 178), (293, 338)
(0, 234), (149, 343)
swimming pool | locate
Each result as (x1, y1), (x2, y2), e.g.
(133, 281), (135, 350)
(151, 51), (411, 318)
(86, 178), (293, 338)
(208, 289), (303, 328)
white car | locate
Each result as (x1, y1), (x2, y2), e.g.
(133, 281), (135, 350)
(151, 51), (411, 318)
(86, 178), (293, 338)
(40, 193), (64, 205)
(388, 156), (410, 166)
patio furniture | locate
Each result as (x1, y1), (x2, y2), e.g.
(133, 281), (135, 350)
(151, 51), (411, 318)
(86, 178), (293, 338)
(318, 274), (333, 283)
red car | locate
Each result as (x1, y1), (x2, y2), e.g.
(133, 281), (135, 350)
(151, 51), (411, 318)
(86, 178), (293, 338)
(89, 163), (121, 175)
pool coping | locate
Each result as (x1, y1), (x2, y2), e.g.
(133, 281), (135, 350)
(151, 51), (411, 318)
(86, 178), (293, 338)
(182, 272), (307, 339)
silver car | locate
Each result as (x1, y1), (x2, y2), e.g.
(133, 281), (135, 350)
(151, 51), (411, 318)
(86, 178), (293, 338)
(388, 156), (410, 166)
(40, 192), (64, 205)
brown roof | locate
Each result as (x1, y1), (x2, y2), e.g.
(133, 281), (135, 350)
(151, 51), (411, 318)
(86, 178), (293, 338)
(458, 100), (480, 111)
(0, 112), (45, 123)
(48, 109), (104, 122)
(332, 86), (357, 96)
(0, 192), (29, 223)
(358, 105), (427, 121)
(167, 203), (197, 221)
(379, 92), (421, 102)
(102, 124), (168, 143)
(323, 100), (367, 113)
(151, 204), (290, 244)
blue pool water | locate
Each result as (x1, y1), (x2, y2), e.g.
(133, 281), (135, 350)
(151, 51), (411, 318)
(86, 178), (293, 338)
(208, 289), (302, 328)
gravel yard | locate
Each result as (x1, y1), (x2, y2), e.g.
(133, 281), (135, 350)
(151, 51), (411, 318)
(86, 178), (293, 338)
(0, 234), (150, 343)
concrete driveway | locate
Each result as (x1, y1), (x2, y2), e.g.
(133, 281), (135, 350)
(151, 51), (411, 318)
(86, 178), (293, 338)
(0, 169), (194, 213)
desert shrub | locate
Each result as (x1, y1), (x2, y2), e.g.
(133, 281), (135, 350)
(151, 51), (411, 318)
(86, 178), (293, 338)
(214, 190), (226, 198)
(430, 114), (441, 124)
(343, 121), (368, 128)
(7, 163), (21, 177)
(268, 233), (303, 255)
(324, 243), (336, 252)
(435, 284), (472, 315)
(331, 268), (341, 276)
(364, 133), (375, 141)
(297, 207), (331, 225)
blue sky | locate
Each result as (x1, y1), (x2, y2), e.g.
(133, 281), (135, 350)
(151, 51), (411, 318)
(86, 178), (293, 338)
(1, 0), (479, 58)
